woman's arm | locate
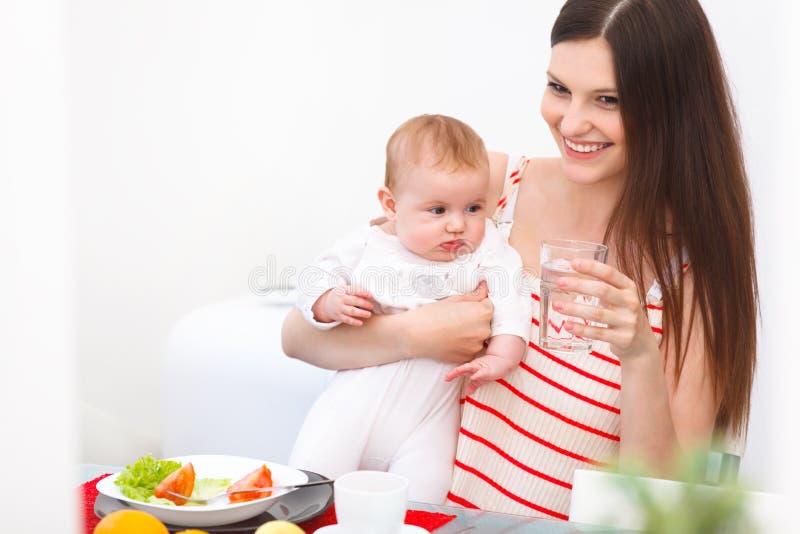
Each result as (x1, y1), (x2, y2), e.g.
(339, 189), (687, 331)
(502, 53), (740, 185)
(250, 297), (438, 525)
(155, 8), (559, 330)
(556, 262), (716, 473)
(619, 274), (716, 467)
(282, 283), (494, 370)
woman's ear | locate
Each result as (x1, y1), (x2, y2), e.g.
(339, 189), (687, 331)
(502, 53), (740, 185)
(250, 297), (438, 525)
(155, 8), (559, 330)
(377, 186), (398, 220)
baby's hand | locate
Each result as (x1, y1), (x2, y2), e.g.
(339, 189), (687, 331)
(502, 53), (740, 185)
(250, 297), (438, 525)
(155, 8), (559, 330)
(444, 353), (519, 396)
(312, 285), (374, 326)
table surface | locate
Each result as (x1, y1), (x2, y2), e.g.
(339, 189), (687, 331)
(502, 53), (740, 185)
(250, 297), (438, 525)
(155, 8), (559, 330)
(80, 464), (631, 533)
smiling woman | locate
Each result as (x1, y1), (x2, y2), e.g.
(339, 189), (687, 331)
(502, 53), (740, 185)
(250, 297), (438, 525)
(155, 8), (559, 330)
(451, 0), (759, 515)
(551, 0), (759, 438)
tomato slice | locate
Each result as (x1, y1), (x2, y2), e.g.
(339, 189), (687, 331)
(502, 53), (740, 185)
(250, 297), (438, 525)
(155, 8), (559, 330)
(227, 464), (273, 503)
(153, 462), (196, 505)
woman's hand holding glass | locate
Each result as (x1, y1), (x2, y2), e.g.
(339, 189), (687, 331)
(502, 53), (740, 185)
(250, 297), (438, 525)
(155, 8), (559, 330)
(553, 259), (660, 360)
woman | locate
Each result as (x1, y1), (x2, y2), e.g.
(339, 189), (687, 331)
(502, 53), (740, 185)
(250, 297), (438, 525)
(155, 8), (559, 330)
(282, 0), (758, 519)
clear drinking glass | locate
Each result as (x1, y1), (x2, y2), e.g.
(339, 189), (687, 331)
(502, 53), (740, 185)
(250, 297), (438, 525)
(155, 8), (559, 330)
(539, 239), (609, 352)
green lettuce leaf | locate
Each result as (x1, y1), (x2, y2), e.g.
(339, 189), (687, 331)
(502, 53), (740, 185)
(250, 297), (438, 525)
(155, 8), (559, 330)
(184, 478), (232, 506)
(145, 496), (175, 505)
(114, 453), (181, 502)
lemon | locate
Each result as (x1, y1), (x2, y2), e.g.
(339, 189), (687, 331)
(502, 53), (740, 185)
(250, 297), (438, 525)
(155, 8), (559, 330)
(93, 510), (169, 534)
(254, 520), (306, 534)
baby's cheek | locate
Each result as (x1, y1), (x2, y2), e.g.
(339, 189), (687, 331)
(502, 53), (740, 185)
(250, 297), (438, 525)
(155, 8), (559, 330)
(471, 225), (486, 247)
(397, 223), (435, 255)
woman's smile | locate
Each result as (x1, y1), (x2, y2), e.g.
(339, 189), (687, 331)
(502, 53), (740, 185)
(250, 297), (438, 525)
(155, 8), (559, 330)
(562, 135), (613, 160)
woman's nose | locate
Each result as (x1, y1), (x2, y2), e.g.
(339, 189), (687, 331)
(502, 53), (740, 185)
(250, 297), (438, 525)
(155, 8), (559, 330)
(560, 104), (593, 137)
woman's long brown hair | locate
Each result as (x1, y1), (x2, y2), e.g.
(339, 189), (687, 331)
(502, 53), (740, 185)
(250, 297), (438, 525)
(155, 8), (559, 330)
(552, 0), (758, 438)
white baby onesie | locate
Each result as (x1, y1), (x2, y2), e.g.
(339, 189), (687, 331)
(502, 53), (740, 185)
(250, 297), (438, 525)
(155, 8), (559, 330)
(290, 220), (530, 504)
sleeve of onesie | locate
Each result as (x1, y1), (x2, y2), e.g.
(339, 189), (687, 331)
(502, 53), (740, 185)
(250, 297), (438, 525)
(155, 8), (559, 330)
(295, 225), (370, 330)
(479, 221), (531, 342)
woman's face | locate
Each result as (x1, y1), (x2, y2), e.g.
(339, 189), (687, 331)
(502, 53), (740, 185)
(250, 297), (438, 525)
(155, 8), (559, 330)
(541, 37), (626, 186)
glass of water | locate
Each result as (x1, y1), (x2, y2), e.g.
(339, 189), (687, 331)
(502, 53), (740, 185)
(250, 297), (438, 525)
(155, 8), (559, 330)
(539, 239), (608, 352)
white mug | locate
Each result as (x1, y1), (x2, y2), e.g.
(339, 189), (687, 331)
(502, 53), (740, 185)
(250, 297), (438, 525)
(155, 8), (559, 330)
(334, 471), (409, 534)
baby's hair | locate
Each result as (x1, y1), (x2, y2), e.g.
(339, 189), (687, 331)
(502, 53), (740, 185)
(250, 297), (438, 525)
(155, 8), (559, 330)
(385, 114), (488, 189)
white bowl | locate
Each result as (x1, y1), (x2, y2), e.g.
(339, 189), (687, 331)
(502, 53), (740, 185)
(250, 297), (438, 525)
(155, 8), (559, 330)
(96, 454), (308, 527)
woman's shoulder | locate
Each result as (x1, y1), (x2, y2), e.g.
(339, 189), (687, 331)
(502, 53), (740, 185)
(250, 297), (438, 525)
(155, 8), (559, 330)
(488, 153), (560, 181)
(488, 153), (559, 172)
(487, 152), (510, 208)
(510, 155), (562, 190)
(487, 153), (560, 208)
(525, 156), (560, 177)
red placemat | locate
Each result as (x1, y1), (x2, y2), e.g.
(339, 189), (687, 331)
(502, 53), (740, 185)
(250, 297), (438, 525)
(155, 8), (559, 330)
(80, 475), (455, 533)
(81, 474), (109, 533)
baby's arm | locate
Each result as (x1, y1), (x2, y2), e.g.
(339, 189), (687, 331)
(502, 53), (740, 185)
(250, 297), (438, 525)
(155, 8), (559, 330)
(443, 221), (530, 394)
(311, 285), (374, 327)
(445, 334), (526, 395)
(296, 225), (372, 330)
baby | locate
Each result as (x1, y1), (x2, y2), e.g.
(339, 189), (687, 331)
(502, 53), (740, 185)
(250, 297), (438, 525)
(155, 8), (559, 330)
(290, 114), (530, 504)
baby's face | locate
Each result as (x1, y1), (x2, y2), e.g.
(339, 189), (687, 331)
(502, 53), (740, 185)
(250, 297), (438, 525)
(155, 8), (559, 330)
(392, 163), (489, 262)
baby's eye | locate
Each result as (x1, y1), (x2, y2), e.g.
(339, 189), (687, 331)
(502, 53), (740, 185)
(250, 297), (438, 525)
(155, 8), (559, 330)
(547, 81), (569, 95)
(428, 206), (446, 215)
(466, 204), (483, 214)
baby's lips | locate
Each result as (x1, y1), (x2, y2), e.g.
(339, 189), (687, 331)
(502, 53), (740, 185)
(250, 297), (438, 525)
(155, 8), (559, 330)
(441, 239), (476, 256)
(440, 239), (464, 250)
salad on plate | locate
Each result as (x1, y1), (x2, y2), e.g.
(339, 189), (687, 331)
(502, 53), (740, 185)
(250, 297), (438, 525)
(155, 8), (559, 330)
(114, 454), (274, 506)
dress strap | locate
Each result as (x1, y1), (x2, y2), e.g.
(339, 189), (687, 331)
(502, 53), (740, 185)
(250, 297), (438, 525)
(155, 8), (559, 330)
(645, 248), (691, 302)
(644, 249), (690, 344)
(492, 155), (529, 239)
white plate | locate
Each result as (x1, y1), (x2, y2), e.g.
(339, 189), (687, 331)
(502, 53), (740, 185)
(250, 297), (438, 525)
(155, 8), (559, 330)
(96, 454), (308, 527)
(315, 525), (428, 534)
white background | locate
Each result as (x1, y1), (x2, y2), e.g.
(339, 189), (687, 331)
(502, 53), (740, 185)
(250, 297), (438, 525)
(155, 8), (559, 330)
(2, 1), (798, 531)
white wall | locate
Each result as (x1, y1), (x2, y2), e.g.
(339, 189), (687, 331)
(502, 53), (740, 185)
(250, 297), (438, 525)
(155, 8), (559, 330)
(755, 0), (800, 496)
(2, 1), (77, 532)
(70, 0), (798, 495)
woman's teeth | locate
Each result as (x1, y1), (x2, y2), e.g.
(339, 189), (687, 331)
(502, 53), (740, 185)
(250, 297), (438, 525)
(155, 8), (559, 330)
(565, 138), (611, 153)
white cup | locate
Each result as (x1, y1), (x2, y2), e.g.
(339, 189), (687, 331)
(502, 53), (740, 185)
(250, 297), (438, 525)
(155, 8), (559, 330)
(334, 471), (409, 534)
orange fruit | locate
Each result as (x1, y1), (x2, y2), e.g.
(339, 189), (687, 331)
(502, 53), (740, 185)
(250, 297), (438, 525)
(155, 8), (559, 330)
(93, 510), (169, 534)
(175, 531), (210, 534)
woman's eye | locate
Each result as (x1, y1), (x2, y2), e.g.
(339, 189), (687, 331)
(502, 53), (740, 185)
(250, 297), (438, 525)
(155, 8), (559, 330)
(547, 81), (569, 94)
(429, 207), (445, 215)
(598, 95), (619, 106)
(466, 205), (483, 214)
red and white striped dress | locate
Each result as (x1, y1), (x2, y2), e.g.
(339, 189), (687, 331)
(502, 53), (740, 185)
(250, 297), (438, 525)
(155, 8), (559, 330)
(447, 156), (668, 520)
